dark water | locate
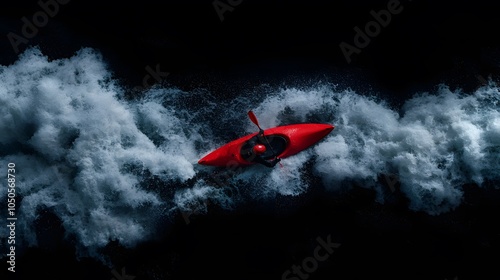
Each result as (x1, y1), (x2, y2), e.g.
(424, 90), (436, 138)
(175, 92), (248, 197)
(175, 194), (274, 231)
(1, 0), (500, 279)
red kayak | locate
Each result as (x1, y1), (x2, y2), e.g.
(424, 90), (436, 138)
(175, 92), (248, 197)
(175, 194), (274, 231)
(198, 112), (334, 167)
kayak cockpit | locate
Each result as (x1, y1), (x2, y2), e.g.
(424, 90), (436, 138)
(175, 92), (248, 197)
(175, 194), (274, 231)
(240, 134), (288, 161)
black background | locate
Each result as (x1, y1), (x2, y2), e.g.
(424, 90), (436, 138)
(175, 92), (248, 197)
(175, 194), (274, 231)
(2, 0), (500, 279)
(2, 0), (500, 94)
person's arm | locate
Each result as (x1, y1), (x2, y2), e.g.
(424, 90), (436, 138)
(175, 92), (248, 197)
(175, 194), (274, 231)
(257, 129), (268, 146)
(258, 128), (265, 138)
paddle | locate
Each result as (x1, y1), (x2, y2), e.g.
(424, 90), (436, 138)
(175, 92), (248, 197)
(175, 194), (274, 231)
(247, 110), (282, 167)
(247, 110), (262, 131)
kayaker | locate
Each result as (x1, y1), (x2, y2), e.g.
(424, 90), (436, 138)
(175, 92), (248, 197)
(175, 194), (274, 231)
(251, 144), (281, 167)
(248, 129), (281, 168)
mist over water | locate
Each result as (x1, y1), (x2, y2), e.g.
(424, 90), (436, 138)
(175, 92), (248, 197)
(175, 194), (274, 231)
(1, 47), (499, 263)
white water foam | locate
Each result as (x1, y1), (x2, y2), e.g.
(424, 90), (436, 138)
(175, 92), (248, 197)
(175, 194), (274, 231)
(255, 84), (500, 214)
(1, 47), (499, 263)
(0, 47), (202, 261)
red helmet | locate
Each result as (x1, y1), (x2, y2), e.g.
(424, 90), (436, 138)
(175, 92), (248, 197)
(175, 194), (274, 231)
(253, 144), (266, 155)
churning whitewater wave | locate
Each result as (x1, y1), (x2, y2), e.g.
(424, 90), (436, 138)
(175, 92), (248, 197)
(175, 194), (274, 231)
(1, 47), (499, 262)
